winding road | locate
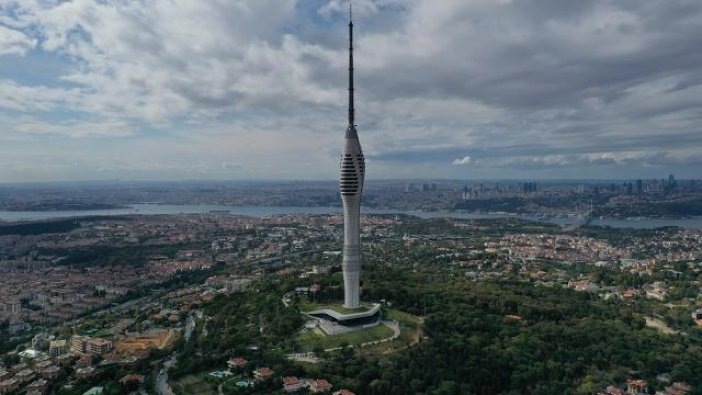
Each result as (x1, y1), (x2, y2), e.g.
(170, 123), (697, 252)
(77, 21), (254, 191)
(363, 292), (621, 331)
(155, 354), (177, 395)
(156, 310), (199, 395)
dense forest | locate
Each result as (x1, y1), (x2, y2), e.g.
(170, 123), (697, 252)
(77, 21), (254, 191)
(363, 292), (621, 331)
(169, 265), (702, 394)
(0, 218), (80, 236)
(362, 271), (702, 394)
(40, 242), (207, 267)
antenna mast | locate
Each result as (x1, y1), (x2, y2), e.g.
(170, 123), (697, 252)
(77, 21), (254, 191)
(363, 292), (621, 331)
(348, 1), (355, 127)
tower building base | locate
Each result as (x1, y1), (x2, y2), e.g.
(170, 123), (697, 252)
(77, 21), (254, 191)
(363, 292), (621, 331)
(302, 303), (381, 336)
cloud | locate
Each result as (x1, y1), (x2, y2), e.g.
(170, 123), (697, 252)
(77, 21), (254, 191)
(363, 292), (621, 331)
(0, 0), (324, 121)
(318, 0), (408, 18)
(487, 151), (702, 170)
(0, 25), (36, 55)
(12, 119), (135, 138)
(0, 79), (82, 112)
(0, 0), (701, 180)
(221, 161), (244, 170)
(452, 156), (472, 166)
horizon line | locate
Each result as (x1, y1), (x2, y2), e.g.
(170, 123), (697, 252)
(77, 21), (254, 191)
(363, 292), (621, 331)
(0, 177), (697, 186)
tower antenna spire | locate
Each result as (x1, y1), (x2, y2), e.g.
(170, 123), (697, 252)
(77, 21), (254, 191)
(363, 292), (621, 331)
(348, 0), (355, 127)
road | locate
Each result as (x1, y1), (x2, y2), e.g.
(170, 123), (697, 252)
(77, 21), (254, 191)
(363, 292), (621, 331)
(155, 354), (177, 395)
(156, 310), (202, 395)
(217, 377), (237, 395)
(184, 313), (195, 342)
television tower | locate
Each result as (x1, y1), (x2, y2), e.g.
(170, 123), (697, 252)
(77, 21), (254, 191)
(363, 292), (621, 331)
(339, 3), (365, 308)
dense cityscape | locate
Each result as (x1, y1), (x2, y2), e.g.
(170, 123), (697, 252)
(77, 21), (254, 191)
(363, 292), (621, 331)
(1, 177), (701, 218)
(0, 182), (701, 394)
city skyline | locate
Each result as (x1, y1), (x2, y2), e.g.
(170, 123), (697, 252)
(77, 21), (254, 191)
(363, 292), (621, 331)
(1, 0), (701, 182)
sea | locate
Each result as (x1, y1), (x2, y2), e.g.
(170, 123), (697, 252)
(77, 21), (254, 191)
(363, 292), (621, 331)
(0, 204), (701, 230)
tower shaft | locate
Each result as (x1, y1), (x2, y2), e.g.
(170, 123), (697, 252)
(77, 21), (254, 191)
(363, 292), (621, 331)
(340, 5), (365, 308)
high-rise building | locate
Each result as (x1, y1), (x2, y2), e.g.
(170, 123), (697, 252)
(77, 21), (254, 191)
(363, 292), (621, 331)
(339, 7), (365, 309)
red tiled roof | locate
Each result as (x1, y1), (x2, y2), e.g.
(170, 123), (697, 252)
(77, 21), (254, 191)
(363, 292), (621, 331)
(228, 357), (247, 366)
(255, 367), (274, 376)
(119, 374), (145, 383)
(627, 379), (648, 388)
(313, 379), (332, 389)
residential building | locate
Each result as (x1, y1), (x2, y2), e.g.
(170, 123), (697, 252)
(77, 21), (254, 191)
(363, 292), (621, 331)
(76, 367), (96, 380)
(41, 366), (62, 380)
(49, 339), (68, 357)
(253, 367), (274, 381)
(310, 379), (333, 393)
(119, 374), (145, 385)
(33, 361), (53, 372)
(283, 376), (304, 393)
(10, 363), (28, 374)
(627, 379), (648, 394)
(86, 338), (113, 355)
(226, 357), (247, 370)
(56, 354), (74, 366)
(70, 336), (88, 354)
(659, 382), (692, 395)
(0, 379), (19, 394)
(15, 368), (36, 384)
(600, 386), (625, 395)
(27, 379), (49, 395)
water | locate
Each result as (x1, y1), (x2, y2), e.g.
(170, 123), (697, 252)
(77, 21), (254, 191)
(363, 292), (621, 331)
(0, 203), (701, 230)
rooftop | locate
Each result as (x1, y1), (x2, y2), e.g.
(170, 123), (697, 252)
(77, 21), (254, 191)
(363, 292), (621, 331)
(303, 303), (381, 322)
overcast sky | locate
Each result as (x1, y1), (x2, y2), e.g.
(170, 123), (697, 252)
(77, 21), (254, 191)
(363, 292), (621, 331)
(0, 0), (701, 182)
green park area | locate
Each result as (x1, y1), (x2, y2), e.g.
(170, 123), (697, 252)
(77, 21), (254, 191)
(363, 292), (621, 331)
(296, 322), (395, 351)
(294, 304), (422, 353)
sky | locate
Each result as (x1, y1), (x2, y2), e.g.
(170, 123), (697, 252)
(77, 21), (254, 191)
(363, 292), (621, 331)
(0, 0), (701, 183)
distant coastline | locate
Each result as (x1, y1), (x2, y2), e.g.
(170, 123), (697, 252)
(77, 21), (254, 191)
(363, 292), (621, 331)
(0, 203), (128, 212)
(0, 203), (701, 230)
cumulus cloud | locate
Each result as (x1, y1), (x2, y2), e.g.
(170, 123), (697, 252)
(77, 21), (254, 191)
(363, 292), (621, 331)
(0, 25), (36, 55)
(0, 0), (701, 180)
(12, 119), (135, 138)
(319, 0), (407, 18)
(0, 0), (327, 121)
(0, 79), (82, 112)
(452, 156), (472, 166)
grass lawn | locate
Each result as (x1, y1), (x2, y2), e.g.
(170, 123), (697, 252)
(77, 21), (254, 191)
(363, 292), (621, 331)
(172, 372), (218, 395)
(358, 309), (422, 356)
(296, 323), (395, 351)
(384, 308), (421, 324)
(91, 328), (114, 337)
